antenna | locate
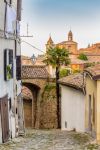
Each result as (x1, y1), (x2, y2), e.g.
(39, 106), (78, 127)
(21, 23), (33, 37)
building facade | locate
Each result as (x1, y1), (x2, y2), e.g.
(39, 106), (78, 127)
(58, 74), (85, 132)
(46, 31), (78, 55)
(59, 65), (100, 143)
(0, 0), (24, 143)
(84, 65), (100, 143)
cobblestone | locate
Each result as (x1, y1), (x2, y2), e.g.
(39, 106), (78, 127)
(0, 129), (99, 150)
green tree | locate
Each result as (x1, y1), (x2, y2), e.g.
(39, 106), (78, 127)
(44, 46), (70, 128)
(78, 53), (88, 61)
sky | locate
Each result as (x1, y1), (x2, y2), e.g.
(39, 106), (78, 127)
(21, 0), (100, 57)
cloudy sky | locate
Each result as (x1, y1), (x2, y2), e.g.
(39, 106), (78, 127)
(21, 0), (100, 56)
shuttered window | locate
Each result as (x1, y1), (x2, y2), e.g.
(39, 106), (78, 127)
(4, 49), (13, 81)
(16, 56), (21, 80)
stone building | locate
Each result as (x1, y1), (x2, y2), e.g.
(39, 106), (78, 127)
(21, 55), (58, 129)
(0, 0), (24, 143)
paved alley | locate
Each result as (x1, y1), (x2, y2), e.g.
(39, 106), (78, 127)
(0, 129), (99, 150)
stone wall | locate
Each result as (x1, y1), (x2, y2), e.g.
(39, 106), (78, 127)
(40, 83), (58, 129)
(22, 80), (58, 129)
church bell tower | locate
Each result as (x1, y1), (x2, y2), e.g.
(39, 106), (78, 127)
(68, 30), (73, 41)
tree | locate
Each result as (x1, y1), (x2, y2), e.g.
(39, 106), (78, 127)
(44, 46), (70, 128)
(78, 53), (88, 61)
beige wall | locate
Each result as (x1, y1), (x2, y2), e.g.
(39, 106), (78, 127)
(58, 43), (78, 54)
(96, 80), (100, 142)
(85, 75), (97, 135)
(85, 76), (100, 143)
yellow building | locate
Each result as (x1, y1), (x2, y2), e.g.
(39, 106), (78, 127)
(84, 65), (100, 143)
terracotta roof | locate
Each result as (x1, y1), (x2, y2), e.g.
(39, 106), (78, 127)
(34, 55), (46, 66)
(22, 86), (33, 99)
(21, 55), (34, 66)
(84, 64), (100, 80)
(70, 55), (87, 64)
(87, 56), (100, 63)
(22, 65), (49, 79)
(79, 43), (100, 55)
(70, 54), (100, 64)
(58, 74), (85, 92)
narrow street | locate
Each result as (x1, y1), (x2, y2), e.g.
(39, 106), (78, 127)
(0, 129), (99, 150)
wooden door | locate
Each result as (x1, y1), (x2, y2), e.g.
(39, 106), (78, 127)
(0, 95), (9, 143)
(23, 99), (32, 128)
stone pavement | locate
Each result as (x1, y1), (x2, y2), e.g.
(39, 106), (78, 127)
(0, 129), (99, 150)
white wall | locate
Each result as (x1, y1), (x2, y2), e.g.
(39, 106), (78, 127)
(0, 0), (22, 142)
(61, 85), (85, 132)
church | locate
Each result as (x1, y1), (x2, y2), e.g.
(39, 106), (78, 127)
(45, 31), (84, 73)
(45, 30), (100, 73)
(46, 30), (78, 55)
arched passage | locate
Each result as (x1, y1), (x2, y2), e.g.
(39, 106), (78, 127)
(22, 82), (40, 128)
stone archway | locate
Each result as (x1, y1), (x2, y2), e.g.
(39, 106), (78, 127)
(22, 83), (40, 128)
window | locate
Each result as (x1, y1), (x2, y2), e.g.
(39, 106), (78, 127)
(4, 49), (13, 81)
(16, 56), (21, 80)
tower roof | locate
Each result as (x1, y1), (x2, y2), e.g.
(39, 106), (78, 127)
(47, 36), (54, 44)
(68, 30), (73, 41)
(68, 30), (73, 36)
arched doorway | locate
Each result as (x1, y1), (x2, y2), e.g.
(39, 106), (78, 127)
(22, 83), (40, 128)
(22, 86), (32, 128)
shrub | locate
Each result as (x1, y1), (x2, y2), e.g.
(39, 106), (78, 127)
(78, 53), (88, 61)
(60, 68), (70, 78)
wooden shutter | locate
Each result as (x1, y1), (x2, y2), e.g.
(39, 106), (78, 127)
(17, 0), (22, 21)
(16, 56), (21, 80)
(4, 50), (7, 81)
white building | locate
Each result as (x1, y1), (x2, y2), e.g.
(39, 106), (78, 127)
(58, 74), (85, 132)
(0, 0), (24, 143)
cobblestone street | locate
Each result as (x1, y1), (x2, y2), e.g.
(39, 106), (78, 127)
(0, 129), (99, 150)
